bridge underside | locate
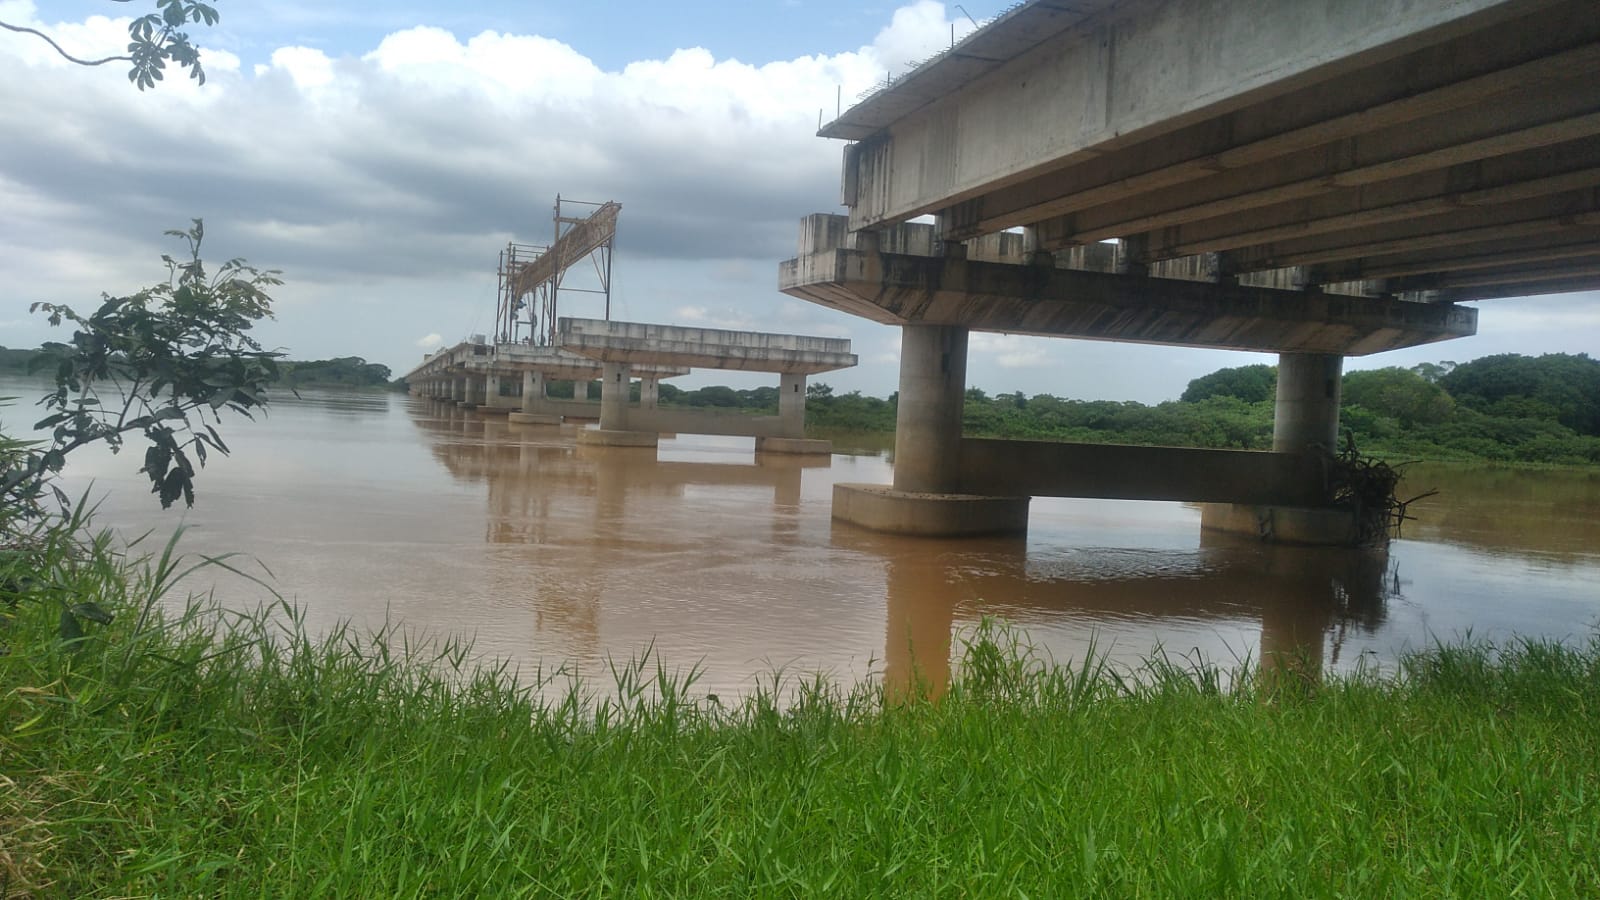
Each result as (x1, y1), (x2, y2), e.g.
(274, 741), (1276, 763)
(780, 0), (1600, 543)
(782, 243), (1476, 354)
(823, 0), (1600, 303)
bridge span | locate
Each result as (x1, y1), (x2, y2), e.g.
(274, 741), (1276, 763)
(405, 318), (856, 454)
(782, 0), (1599, 543)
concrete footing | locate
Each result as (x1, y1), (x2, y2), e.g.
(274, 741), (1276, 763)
(1200, 503), (1361, 546)
(832, 483), (1029, 537)
(578, 428), (660, 448)
(755, 437), (833, 455)
(508, 412), (563, 425)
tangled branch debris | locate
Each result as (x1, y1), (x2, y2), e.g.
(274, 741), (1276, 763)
(1323, 432), (1438, 546)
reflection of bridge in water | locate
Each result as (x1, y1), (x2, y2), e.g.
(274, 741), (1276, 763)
(858, 527), (1393, 697)
(407, 398), (1394, 695)
(410, 401), (828, 662)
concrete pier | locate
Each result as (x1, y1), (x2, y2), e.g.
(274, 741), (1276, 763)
(1202, 352), (1356, 544)
(1273, 353), (1344, 454)
(893, 325), (967, 493)
(832, 322), (1028, 537)
(583, 360), (653, 448)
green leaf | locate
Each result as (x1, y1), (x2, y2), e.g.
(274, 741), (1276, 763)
(58, 608), (84, 643)
(69, 602), (115, 625)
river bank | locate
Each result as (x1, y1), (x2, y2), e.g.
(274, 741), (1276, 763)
(4, 534), (1597, 895)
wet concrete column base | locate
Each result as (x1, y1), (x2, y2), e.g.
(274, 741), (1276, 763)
(832, 483), (1029, 536)
(579, 428), (660, 448)
(508, 412), (563, 425)
(1200, 502), (1360, 546)
(755, 437), (832, 455)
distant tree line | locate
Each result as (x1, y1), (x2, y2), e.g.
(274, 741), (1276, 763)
(277, 357), (394, 389)
(798, 353), (1600, 466)
(3, 346), (394, 391)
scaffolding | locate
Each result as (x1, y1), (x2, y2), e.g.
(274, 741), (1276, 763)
(494, 196), (620, 346)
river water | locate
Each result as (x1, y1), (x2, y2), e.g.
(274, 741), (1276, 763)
(11, 380), (1600, 697)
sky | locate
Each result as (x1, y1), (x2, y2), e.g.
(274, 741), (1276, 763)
(2, 0), (1597, 403)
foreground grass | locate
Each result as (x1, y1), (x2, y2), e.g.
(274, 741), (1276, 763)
(3, 533), (1598, 896)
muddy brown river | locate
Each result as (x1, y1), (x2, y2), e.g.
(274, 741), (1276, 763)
(17, 382), (1600, 697)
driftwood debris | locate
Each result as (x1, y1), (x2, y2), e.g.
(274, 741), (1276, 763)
(1323, 432), (1438, 547)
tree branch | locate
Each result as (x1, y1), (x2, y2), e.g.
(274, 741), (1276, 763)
(0, 19), (132, 67)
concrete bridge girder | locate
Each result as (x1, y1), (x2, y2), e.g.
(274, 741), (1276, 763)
(824, 0), (1600, 303)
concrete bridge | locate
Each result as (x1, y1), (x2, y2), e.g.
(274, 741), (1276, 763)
(404, 340), (688, 422)
(556, 317), (857, 452)
(782, 0), (1599, 542)
(405, 318), (857, 453)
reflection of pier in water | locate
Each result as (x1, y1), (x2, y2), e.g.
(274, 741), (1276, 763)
(406, 397), (1394, 695)
(408, 399), (829, 661)
(857, 527), (1394, 697)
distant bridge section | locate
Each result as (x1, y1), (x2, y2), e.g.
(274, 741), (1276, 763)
(556, 317), (857, 452)
(556, 318), (857, 373)
(404, 320), (858, 454)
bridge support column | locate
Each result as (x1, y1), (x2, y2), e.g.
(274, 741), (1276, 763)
(452, 376), (468, 405)
(510, 370), (562, 425)
(521, 371), (546, 411)
(833, 324), (1027, 535)
(582, 361), (658, 447)
(1273, 352), (1343, 453)
(894, 324), (967, 493)
(640, 377), (659, 410)
(573, 380), (589, 402)
(598, 362), (630, 429)
(482, 374), (514, 412)
(777, 372), (806, 438)
(758, 371), (832, 455)
(1203, 352), (1359, 545)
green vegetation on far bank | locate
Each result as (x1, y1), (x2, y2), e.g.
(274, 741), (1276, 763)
(277, 356), (396, 390)
(3, 529), (1598, 895)
(794, 353), (1600, 467)
(2, 346), (396, 391)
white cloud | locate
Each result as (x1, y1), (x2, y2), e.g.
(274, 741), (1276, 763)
(970, 333), (1051, 369)
(869, 0), (981, 78)
(266, 46), (335, 90)
(415, 332), (443, 348)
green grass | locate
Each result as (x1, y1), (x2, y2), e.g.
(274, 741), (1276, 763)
(3, 527), (1598, 897)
